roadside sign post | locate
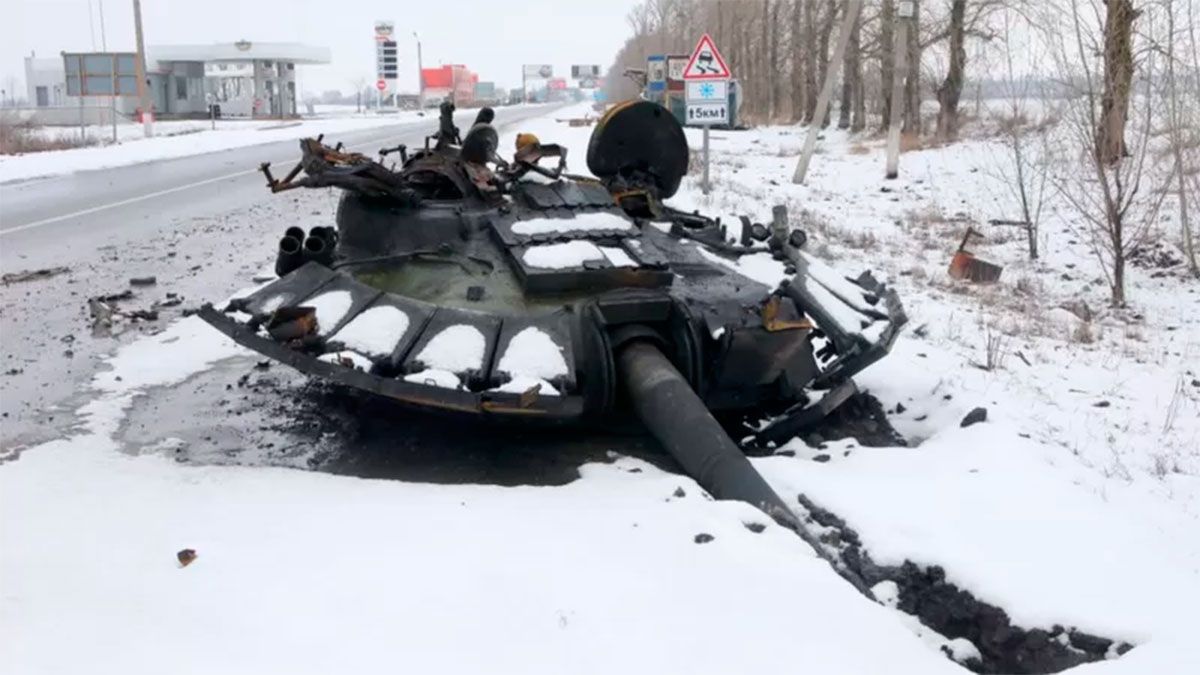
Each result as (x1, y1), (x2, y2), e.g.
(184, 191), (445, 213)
(63, 51), (138, 142)
(375, 21), (397, 109)
(682, 34), (731, 196)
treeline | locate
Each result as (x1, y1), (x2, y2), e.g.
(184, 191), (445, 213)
(605, 0), (1025, 141)
(604, 0), (1200, 302)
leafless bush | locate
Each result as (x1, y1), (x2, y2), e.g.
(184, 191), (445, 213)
(813, 242), (838, 261)
(1014, 275), (1041, 296)
(1161, 377), (1186, 435)
(844, 231), (879, 251)
(1071, 320), (1097, 344)
(982, 8), (1054, 261)
(905, 204), (950, 227)
(975, 324), (1010, 371)
(900, 132), (930, 153)
(0, 114), (97, 155)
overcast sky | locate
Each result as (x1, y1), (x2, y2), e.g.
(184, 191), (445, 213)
(1, 0), (642, 98)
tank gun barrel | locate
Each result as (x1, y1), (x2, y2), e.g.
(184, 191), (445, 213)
(616, 339), (873, 596)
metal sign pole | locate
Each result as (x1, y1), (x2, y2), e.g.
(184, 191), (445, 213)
(99, 0), (116, 144)
(683, 33), (733, 197)
(110, 67), (117, 143)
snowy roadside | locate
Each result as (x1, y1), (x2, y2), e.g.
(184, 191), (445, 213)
(1, 314), (965, 675)
(664, 112), (1200, 670)
(0, 114), (413, 184)
(3, 102), (1198, 674)
(0, 104), (550, 185)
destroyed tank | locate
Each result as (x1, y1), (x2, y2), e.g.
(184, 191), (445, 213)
(200, 101), (906, 587)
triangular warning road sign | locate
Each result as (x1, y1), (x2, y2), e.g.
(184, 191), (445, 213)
(682, 33), (731, 80)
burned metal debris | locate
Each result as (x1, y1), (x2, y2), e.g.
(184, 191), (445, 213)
(1, 266), (70, 286)
(949, 226), (1004, 283)
(199, 99), (907, 593)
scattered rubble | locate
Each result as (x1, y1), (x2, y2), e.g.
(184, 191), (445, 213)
(1, 266), (70, 285)
(960, 407), (988, 428)
(87, 290), (161, 335)
(176, 549), (198, 567)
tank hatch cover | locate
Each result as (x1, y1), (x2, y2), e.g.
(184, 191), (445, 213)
(586, 100), (689, 199)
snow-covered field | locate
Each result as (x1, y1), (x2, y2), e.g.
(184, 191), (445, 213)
(0, 110), (427, 184)
(3, 102), (1198, 674)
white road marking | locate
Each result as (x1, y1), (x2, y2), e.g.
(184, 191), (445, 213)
(0, 131), (406, 237)
(0, 108), (545, 239)
(0, 166), (262, 236)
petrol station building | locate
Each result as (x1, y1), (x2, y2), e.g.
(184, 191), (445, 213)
(21, 40), (330, 124)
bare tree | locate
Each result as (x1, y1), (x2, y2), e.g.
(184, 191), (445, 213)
(792, 0), (809, 120)
(805, 0), (820, 122)
(987, 8), (1052, 260)
(770, 0), (783, 119)
(1049, 0), (1171, 306)
(880, 0), (896, 130)
(1160, 0), (1198, 275)
(1097, 0), (1138, 165)
(935, 0), (968, 140)
(839, 0), (864, 130)
(903, 0), (922, 134)
(818, 0), (838, 126)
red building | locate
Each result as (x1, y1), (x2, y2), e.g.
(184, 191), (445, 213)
(420, 64), (478, 105)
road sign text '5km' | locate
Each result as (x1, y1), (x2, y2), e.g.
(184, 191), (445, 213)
(687, 103), (728, 124)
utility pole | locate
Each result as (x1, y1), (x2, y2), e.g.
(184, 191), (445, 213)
(793, 0), (865, 184)
(100, 0), (117, 144)
(413, 32), (424, 109)
(132, 0), (153, 137)
(885, 2), (915, 179)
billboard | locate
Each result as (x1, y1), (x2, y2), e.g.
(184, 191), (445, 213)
(63, 52), (138, 96)
(571, 64), (600, 79)
(523, 64), (553, 78)
(547, 78), (567, 91)
(376, 39), (398, 82)
(474, 81), (497, 100)
(374, 21), (394, 40)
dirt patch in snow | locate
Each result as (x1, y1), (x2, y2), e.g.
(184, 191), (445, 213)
(795, 494), (1133, 674)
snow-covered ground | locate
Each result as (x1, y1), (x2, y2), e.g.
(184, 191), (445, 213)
(0, 109), (427, 184)
(3, 102), (1198, 674)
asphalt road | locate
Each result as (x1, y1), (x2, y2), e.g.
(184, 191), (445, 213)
(0, 105), (555, 269)
(0, 105), (559, 451)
